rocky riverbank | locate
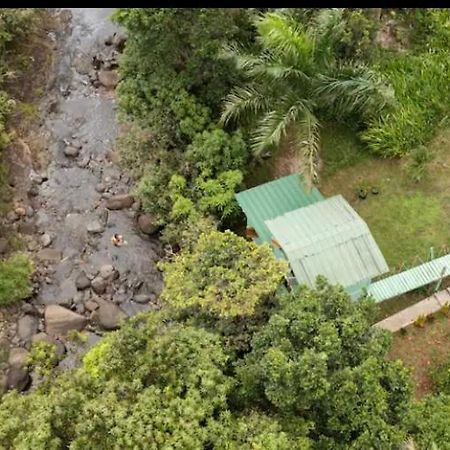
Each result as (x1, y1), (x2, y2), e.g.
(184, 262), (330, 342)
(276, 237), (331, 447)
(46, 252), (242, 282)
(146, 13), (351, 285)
(0, 8), (163, 393)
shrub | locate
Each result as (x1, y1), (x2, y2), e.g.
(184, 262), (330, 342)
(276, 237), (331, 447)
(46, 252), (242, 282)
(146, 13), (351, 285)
(0, 253), (34, 306)
(404, 145), (433, 182)
(362, 53), (450, 157)
(27, 341), (58, 378)
(186, 128), (248, 177)
(159, 229), (289, 318)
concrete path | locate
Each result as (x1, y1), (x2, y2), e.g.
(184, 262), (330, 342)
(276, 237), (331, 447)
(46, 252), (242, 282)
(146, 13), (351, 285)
(374, 288), (450, 332)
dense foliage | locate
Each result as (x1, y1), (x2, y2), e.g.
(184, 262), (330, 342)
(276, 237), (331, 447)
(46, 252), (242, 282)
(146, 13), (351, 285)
(220, 10), (392, 184)
(0, 9), (34, 153)
(160, 229), (288, 318)
(112, 9), (255, 237)
(3, 276), (438, 449)
(3, 8), (450, 450)
(0, 253), (34, 306)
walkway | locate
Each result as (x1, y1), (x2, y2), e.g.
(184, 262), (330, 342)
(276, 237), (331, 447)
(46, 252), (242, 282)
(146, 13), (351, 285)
(374, 288), (450, 332)
(367, 253), (450, 302)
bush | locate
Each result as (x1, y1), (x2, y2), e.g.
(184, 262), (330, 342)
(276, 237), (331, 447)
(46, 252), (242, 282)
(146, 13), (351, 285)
(362, 53), (450, 157)
(0, 253), (34, 306)
(159, 229), (288, 318)
(430, 358), (450, 395)
(186, 128), (248, 177)
(404, 145), (433, 182)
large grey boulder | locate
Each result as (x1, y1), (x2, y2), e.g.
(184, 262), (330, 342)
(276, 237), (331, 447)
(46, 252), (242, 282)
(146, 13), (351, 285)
(8, 348), (29, 368)
(97, 303), (127, 330)
(75, 271), (91, 290)
(99, 264), (118, 281)
(6, 347), (30, 392)
(137, 213), (159, 235)
(91, 276), (107, 294)
(106, 194), (134, 210)
(6, 366), (30, 391)
(98, 69), (119, 88)
(17, 315), (39, 342)
(36, 249), (62, 263)
(45, 305), (87, 336)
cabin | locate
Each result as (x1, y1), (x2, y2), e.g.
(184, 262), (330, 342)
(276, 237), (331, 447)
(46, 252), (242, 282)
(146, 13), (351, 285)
(236, 174), (389, 298)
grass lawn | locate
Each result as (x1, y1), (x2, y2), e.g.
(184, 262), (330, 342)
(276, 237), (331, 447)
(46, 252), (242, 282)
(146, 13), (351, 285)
(389, 310), (450, 398)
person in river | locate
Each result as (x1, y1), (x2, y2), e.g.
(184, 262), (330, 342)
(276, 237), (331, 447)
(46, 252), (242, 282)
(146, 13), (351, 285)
(111, 233), (125, 247)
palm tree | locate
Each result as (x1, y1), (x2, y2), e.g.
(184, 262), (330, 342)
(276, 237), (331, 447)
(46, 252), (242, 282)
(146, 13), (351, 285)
(220, 9), (394, 186)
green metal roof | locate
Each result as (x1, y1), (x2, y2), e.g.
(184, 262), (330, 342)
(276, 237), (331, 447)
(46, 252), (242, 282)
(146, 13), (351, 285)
(265, 195), (389, 288)
(235, 174), (324, 246)
(367, 253), (450, 302)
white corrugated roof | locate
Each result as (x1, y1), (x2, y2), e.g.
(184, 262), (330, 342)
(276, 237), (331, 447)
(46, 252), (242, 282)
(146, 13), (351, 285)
(265, 195), (389, 288)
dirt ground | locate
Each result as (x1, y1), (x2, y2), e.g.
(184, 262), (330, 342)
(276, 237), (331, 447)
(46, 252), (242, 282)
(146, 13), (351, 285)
(389, 311), (450, 398)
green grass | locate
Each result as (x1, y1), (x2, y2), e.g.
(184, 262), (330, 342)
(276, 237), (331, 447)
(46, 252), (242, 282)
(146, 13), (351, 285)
(320, 123), (369, 177)
(0, 253), (34, 306)
(357, 192), (449, 268)
(245, 122), (369, 188)
(322, 126), (450, 269)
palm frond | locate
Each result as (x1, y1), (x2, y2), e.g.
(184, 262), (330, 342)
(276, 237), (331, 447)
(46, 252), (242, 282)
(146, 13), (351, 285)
(255, 12), (315, 69)
(314, 64), (395, 119)
(219, 42), (264, 74)
(296, 112), (321, 189)
(250, 103), (304, 157)
(312, 8), (345, 61)
(220, 85), (271, 126)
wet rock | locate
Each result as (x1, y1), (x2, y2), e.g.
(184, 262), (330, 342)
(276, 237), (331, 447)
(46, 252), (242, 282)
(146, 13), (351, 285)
(64, 145), (80, 157)
(88, 69), (98, 81)
(71, 139), (83, 150)
(133, 294), (153, 304)
(85, 299), (99, 312)
(32, 332), (66, 359)
(95, 182), (106, 193)
(27, 184), (39, 196)
(106, 194), (134, 210)
(58, 278), (77, 307)
(97, 208), (108, 226)
(97, 303), (127, 330)
(137, 213), (159, 235)
(0, 238), (8, 254)
(112, 32), (127, 51)
(87, 219), (104, 234)
(45, 305), (87, 336)
(40, 233), (52, 247)
(91, 276), (107, 294)
(17, 315), (39, 342)
(98, 69), (119, 88)
(29, 170), (43, 184)
(6, 366), (30, 391)
(73, 53), (92, 75)
(99, 264), (118, 281)
(8, 347), (29, 368)
(21, 303), (35, 315)
(18, 221), (36, 235)
(75, 271), (91, 290)
(15, 206), (26, 217)
(7, 347), (30, 392)
(36, 248), (62, 263)
(6, 211), (18, 222)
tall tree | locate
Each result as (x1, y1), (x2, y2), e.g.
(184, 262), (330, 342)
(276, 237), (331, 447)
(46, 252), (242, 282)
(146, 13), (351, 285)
(235, 278), (413, 448)
(220, 10), (393, 185)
